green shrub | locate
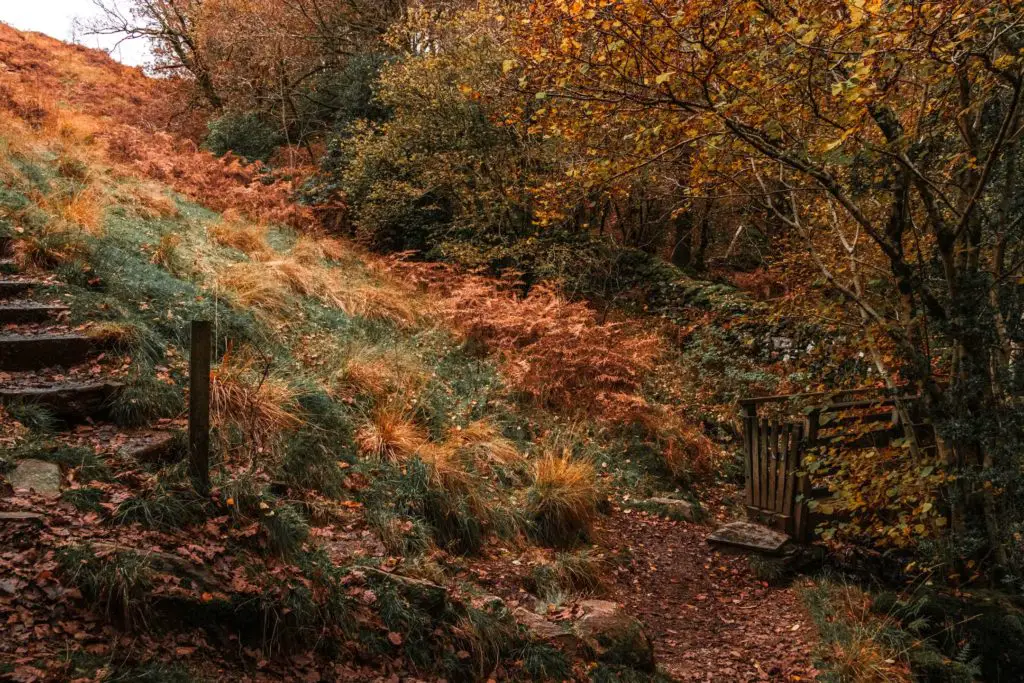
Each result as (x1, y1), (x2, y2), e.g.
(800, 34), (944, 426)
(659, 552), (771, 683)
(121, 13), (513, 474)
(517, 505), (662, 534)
(204, 111), (282, 163)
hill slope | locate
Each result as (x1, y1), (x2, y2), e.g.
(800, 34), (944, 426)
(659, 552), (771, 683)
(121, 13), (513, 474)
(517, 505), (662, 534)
(0, 24), (817, 682)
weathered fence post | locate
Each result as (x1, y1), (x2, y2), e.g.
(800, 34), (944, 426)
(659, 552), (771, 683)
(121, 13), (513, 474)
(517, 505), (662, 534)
(189, 320), (211, 494)
(740, 401), (757, 508)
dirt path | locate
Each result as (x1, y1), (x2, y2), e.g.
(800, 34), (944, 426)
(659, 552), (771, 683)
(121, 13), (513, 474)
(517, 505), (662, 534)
(596, 505), (818, 681)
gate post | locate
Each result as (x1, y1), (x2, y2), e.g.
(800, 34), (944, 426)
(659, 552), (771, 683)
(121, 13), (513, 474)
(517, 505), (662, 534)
(189, 320), (212, 494)
(740, 401), (758, 508)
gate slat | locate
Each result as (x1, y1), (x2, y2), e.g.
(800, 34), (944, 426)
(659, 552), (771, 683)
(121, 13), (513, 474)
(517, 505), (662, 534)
(781, 424), (800, 523)
(743, 410), (755, 506)
(764, 421), (775, 515)
(761, 420), (771, 511)
(752, 420), (763, 509)
(774, 424), (791, 514)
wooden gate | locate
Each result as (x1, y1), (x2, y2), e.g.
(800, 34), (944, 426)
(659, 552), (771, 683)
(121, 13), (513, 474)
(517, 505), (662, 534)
(739, 387), (917, 542)
(740, 413), (810, 540)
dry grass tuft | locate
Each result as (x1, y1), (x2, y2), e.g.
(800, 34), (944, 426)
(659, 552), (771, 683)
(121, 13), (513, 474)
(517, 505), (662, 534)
(290, 235), (349, 265)
(218, 262), (294, 314)
(334, 344), (426, 400)
(446, 419), (521, 472)
(150, 233), (183, 271)
(10, 228), (88, 269)
(57, 153), (91, 181)
(129, 183), (179, 219)
(614, 399), (720, 481)
(56, 110), (101, 145)
(84, 321), (144, 349)
(526, 453), (598, 547)
(416, 442), (480, 497)
(266, 259), (327, 298)
(355, 405), (427, 461)
(208, 220), (271, 257)
(211, 352), (305, 458)
(315, 237), (349, 262)
(60, 186), (106, 234)
(333, 280), (422, 328)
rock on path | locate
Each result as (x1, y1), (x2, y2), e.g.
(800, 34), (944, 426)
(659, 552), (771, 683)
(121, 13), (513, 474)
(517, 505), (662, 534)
(8, 459), (61, 498)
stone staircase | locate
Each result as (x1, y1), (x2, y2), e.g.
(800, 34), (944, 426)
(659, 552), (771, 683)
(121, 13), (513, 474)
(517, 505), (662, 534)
(0, 267), (179, 500)
(0, 275), (121, 422)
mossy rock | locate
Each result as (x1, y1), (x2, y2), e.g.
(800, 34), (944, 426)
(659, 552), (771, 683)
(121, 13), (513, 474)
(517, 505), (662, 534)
(573, 600), (655, 672)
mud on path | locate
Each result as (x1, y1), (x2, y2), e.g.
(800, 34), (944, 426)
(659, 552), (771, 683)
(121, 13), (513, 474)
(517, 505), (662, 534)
(596, 505), (818, 681)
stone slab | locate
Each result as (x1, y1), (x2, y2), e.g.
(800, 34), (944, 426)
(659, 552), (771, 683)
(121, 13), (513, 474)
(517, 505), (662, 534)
(643, 497), (696, 521)
(706, 520), (790, 554)
(0, 511), (45, 523)
(8, 459), (61, 498)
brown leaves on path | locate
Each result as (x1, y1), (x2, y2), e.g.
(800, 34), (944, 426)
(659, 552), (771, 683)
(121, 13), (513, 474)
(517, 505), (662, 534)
(597, 501), (818, 681)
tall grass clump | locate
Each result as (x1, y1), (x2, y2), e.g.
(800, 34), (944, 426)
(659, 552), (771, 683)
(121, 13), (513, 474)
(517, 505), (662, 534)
(364, 453), (500, 554)
(803, 581), (930, 683)
(355, 405), (426, 461)
(210, 352), (305, 460)
(526, 453), (599, 547)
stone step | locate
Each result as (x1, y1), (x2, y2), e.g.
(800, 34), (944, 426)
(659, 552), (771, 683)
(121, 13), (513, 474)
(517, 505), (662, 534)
(0, 511), (46, 524)
(121, 431), (184, 464)
(0, 280), (48, 298)
(0, 303), (70, 325)
(706, 520), (791, 555)
(0, 333), (96, 371)
(0, 380), (121, 422)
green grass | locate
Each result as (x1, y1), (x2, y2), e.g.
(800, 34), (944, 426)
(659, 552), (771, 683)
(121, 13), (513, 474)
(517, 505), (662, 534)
(516, 640), (572, 680)
(61, 486), (104, 512)
(115, 484), (207, 531)
(361, 457), (507, 555)
(57, 543), (154, 629)
(4, 401), (58, 433)
(261, 503), (310, 559)
(530, 548), (606, 600)
(11, 442), (111, 482)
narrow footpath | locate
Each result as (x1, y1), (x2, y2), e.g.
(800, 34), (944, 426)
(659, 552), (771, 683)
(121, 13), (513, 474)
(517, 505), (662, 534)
(597, 503), (819, 681)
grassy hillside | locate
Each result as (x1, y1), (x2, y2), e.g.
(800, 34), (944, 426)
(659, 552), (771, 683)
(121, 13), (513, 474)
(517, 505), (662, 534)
(0, 24), (727, 682)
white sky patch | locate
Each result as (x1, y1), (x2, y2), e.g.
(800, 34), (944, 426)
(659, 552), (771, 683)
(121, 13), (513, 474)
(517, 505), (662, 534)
(0, 0), (151, 67)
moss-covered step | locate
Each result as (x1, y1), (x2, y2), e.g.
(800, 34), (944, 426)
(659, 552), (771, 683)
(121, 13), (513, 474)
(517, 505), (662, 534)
(0, 280), (48, 298)
(0, 379), (121, 421)
(0, 333), (97, 371)
(0, 302), (70, 325)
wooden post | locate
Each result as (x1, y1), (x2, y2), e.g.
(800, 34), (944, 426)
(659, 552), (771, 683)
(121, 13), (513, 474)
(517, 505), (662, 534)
(741, 402), (757, 508)
(793, 410), (819, 542)
(189, 320), (211, 494)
